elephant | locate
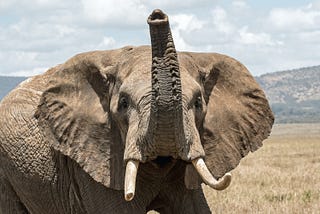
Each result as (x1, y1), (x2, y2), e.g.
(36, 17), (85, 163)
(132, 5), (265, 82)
(0, 9), (274, 214)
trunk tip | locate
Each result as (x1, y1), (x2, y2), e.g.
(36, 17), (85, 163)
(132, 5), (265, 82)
(148, 9), (168, 25)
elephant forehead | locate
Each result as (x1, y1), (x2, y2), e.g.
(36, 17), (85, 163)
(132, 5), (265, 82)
(119, 69), (152, 106)
(120, 54), (152, 88)
(116, 48), (152, 80)
(121, 76), (151, 95)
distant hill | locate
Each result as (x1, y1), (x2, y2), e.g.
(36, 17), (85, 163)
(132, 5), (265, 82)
(0, 76), (27, 100)
(1, 65), (319, 123)
(256, 65), (320, 123)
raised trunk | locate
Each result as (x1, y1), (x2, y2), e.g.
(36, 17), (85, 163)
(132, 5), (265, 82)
(122, 10), (232, 201)
(148, 9), (183, 156)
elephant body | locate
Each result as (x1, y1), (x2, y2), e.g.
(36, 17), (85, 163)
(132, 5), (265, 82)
(0, 10), (274, 214)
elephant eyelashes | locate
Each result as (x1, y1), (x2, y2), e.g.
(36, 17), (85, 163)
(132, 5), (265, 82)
(118, 96), (129, 111)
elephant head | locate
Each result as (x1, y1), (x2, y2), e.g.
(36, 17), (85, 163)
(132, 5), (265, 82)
(35, 9), (274, 202)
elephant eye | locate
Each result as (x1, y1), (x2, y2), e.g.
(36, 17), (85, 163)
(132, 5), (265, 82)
(194, 96), (202, 109)
(118, 96), (129, 111)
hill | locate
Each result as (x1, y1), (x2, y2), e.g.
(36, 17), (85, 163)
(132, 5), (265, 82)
(256, 65), (320, 123)
(0, 76), (27, 100)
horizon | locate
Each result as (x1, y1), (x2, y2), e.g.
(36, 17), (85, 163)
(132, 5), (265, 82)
(1, 0), (320, 76)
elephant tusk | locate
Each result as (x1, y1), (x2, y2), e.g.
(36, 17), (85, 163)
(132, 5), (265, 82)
(192, 158), (231, 191)
(124, 160), (139, 201)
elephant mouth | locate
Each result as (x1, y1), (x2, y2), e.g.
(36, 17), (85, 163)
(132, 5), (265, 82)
(151, 156), (174, 168)
(124, 157), (232, 201)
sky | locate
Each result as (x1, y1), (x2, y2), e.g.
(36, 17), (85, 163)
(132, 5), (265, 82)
(0, 0), (320, 76)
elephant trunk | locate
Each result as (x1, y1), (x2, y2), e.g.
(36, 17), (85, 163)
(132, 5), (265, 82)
(148, 9), (183, 156)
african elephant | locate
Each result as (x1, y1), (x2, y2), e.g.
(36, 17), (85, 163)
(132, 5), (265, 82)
(0, 9), (274, 214)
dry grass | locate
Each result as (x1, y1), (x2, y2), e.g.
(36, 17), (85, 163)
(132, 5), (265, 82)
(204, 123), (320, 214)
(148, 123), (320, 213)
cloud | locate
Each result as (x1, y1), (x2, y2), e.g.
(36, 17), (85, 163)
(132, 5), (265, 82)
(238, 26), (282, 46)
(0, 0), (77, 15)
(268, 6), (320, 32)
(252, 2), (320, 74)
(142, 0), (215, 11)
(0, 0), (123, 76)
(170, 7), (236, 51)
(231, 0), (249, 10)
(169, 14), (205, 50)
(211, 7), (235, 35)
(81, 0), (148, 27)
(171, 14), (204, 32)
(96, 36), (116, 50)
(0, 51), (46, 76)
(312, 0), (320, 9)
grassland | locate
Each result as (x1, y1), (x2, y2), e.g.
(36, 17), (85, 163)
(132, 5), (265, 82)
(204, 123), (320, 214)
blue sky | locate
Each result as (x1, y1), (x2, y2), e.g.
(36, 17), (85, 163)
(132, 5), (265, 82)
(1, 0), (320, 76)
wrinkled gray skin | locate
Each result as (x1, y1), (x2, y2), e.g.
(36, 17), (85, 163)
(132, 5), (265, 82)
(0, 10), (274, 214)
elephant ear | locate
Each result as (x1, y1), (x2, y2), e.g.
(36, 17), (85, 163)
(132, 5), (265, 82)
(35, 50), (126, 190)
(184, 52), (274, 179)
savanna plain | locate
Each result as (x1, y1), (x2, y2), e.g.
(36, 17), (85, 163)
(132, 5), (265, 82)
(149, 123), (320, 214)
